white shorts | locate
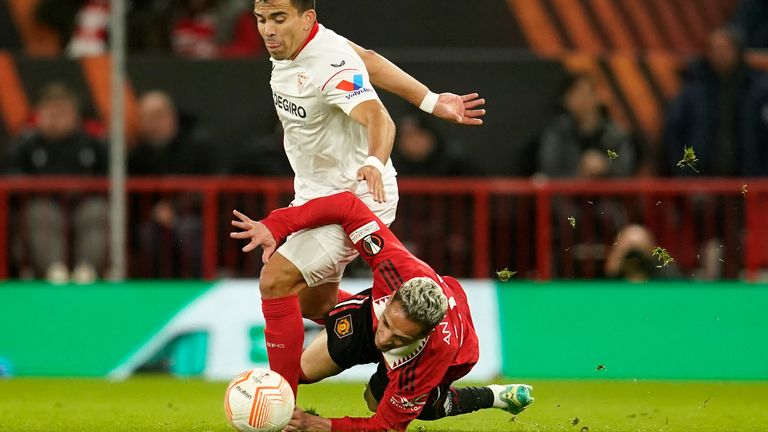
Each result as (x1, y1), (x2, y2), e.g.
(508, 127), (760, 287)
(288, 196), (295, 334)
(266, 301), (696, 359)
(278, 181), (399, 287)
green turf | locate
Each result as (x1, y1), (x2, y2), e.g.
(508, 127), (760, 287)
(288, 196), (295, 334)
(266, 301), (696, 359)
(0, 377), (766, 431)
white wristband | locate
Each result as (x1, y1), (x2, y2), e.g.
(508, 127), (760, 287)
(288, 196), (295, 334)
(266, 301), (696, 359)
(363, 156), (386, 174)
(419, 91), (439, 114)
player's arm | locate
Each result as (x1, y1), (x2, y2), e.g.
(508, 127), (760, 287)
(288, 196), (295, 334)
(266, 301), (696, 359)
(330, 347), (453, 432)
(348, 99), (395, 203)
(348, 40), (486, 126)
(231, 192), (414, 268)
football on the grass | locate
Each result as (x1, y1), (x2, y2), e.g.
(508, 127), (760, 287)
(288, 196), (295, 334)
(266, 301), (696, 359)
(224, 368), (295, 432)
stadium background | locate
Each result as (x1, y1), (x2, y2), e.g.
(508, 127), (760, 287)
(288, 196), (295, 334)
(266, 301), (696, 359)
(0, 0), (767, 431)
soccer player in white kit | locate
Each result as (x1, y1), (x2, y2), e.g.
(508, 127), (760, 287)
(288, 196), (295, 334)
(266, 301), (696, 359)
(250, 0), (486, 398)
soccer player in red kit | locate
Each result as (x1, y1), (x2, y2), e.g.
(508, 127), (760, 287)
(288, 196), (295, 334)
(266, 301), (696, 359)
(231, 192), (533, 431)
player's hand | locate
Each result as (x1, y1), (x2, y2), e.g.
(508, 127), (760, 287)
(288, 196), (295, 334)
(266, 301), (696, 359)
(282, 407), (300, 431)
(283, 407), (331, 432)
(230, 209), (277, 264)
(357, 165), (386, 203)
(282, 407), (306, 432)
(433, 92), (486, 126)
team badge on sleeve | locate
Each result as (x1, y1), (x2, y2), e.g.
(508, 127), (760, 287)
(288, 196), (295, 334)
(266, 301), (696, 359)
(334, 315), (353, 338)
(361, 234), (384, 256)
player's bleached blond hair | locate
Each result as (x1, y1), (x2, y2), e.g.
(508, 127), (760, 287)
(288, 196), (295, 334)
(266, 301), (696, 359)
(392, 277), (448, 333)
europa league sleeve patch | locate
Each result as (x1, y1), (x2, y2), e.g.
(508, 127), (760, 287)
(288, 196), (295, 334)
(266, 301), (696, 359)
(361, 234), (384, 256)
(334, 315), (353, 338)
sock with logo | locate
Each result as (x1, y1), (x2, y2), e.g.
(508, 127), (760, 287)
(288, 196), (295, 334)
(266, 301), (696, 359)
(262, 295), (303, 399)
(417, 386), (494, 420)
(443, 386), (494, 416)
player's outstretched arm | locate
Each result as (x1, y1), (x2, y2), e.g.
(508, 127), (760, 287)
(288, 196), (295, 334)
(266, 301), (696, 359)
(230, 210), (277, 264)
(231, 192), (416, 269)
(349, 41), (486, 126)
(349, 99), (395, 203)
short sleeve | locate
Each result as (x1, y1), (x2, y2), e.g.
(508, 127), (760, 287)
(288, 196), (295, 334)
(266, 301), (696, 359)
(307, 30), (380, 115)
(320, 68), (379, 115)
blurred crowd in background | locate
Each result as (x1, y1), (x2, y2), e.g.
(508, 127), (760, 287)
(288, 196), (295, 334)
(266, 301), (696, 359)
(1, 0), (767, 282)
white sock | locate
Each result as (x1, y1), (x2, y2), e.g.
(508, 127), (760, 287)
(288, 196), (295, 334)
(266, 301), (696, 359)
(487, 384), (507, 409)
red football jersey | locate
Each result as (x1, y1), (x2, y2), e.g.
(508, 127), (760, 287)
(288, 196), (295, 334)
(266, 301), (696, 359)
(262, 192), (480, 431)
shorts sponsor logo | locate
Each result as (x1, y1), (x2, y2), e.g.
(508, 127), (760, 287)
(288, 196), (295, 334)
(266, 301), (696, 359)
(389, 393), (428, 412)
(361, 234), (384, 256)
(334, 314), (353, 338)
(349, 221), (380, 244)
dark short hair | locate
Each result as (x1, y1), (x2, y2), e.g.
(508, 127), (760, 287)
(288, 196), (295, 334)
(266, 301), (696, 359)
(37, 82), (80, 108)
(292, 0), (315, 12)
(255, 0), (315, 13)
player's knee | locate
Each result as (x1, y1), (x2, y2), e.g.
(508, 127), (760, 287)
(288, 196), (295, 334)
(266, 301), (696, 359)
(259, 261), (305, 299)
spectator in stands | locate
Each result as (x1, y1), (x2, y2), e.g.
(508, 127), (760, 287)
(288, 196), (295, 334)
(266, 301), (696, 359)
(535, 73), (638, 179)
(170, 0), (218, 58)
(35, 0), (109, 57)
(391, 113), (474, 176)
(662, 27), (768, 177)
(730, 0), (768, 48)
(533, 73), (640, 278)
(216, 0), (264, 58)
(171, 0), (263, 58)
(129, 90), (221, 278)
(230, 122), (292, 176)
(34, 0), (262, 57)
(5, 82), (108, 283)
(604, 225), (681, 282)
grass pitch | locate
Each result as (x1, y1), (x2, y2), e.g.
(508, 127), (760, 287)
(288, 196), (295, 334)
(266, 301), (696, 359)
(0, 377), (766, 431)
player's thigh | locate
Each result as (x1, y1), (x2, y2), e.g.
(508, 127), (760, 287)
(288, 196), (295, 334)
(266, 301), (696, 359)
(364, 362), (389, 410)
(298, 282), (340, 319)
(277, 225), (358, 287)
(300, 330), (343, 382)
(259, 252), (307, 299)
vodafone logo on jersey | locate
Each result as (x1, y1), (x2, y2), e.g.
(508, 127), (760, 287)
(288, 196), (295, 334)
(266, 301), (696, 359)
(336, 74), (364, 91)
(336, 74), (373, 100)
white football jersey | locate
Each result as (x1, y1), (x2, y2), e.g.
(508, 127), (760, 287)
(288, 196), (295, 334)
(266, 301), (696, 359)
(269, 24), (397, 205)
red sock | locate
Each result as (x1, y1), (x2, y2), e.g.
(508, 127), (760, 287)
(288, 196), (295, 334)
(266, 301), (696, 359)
(262, 295), (303, 399)
(299, 368), (319, 385)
